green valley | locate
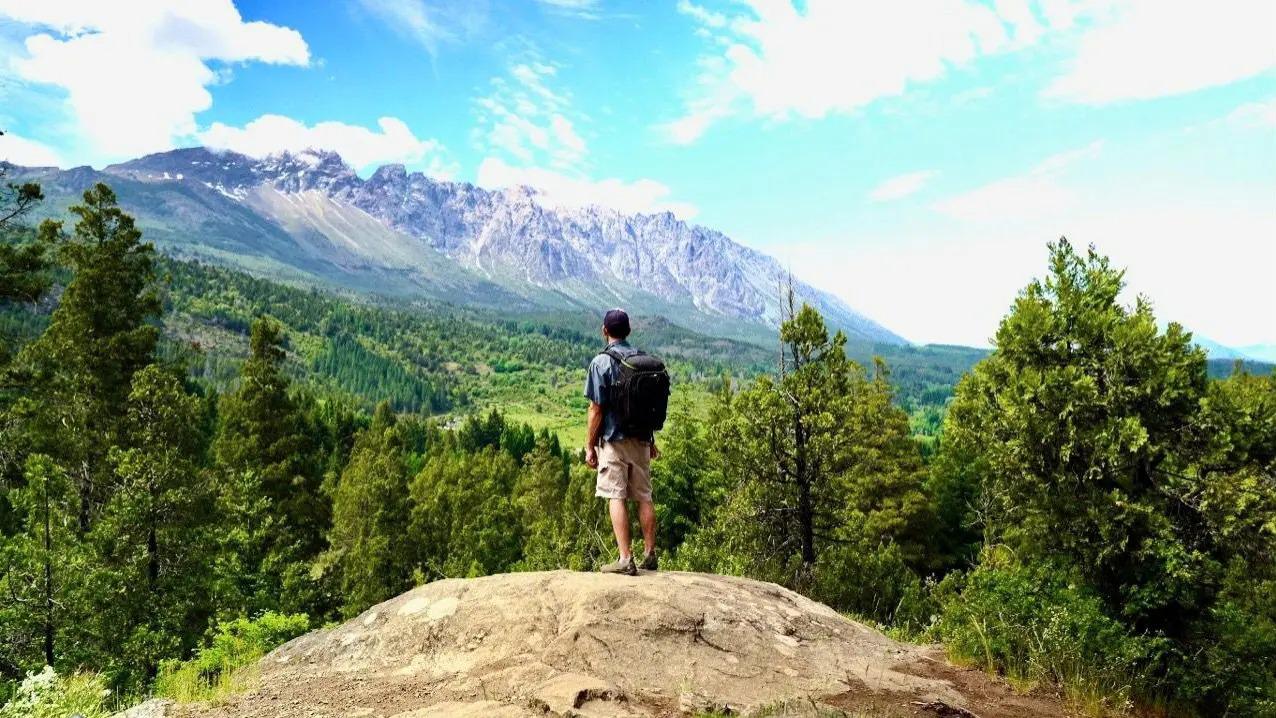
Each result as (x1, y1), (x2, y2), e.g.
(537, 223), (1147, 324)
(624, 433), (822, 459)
(1, 182), (1273, 718)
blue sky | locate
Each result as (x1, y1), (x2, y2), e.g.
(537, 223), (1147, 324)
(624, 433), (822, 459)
(1, 0), (1273, 348)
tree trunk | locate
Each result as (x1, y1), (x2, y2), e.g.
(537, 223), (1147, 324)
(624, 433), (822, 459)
(42, 476), (54, 666)
(794, 410), (815, 567)
(148, 525), (159, 589)
(797, 475), (815, 567)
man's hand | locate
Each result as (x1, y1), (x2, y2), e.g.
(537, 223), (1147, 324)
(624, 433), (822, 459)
(649, 442), (661, 460)
(585, 446), (599, 469)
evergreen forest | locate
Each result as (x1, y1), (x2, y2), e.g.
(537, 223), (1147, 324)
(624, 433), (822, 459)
(1, 178), (1273, 716)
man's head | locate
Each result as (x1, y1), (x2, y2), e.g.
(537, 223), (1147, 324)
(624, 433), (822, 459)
(602, 308), (630, 341)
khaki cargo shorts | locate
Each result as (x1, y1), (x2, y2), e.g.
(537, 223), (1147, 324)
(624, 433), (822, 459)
(595, 438), (653, 502)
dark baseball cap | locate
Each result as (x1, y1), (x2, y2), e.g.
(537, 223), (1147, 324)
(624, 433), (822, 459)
(603, 308), (630, 338)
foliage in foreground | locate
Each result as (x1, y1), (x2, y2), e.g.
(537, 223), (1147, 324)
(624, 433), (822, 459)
(934, 555), (1153, 714)
(0, 666), (111, 718)
(931, 240), (1276, 715)
(153, 612), (309, 704)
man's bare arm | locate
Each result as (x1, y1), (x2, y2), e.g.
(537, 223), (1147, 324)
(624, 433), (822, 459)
(585, 401), (604, 468)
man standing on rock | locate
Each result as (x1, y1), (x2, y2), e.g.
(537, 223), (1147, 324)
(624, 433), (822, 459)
(584, 309), (671, 576)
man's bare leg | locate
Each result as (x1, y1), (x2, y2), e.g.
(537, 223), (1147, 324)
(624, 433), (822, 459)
(637, 500), (657, 556)
(608, 498), (632, 560)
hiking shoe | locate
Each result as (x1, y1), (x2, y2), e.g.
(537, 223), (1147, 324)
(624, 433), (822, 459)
(639, 550), (658, 571)
(600, 556), (637, 576)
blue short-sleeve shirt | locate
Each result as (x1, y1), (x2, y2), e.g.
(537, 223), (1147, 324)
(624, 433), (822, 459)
(584, 339), (643, 443)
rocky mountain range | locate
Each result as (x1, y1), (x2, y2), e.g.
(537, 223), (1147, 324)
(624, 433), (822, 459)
(5, 148), (906, 345)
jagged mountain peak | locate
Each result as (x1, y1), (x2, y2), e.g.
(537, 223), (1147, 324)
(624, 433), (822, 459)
(20, 146), (908, 345)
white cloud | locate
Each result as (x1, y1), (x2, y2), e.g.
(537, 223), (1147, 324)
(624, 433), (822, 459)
(933, 141), (1103, 222)
(537, 0), (598, 7)
(676, 0), (728, 29)
(1046, 0), (1276, 104)
(669, 0), (1276, 141)
(200, 114), (457, 178)
(783, 137), (1273, 347)
(357, 0), (451, 53)
(477, 157), (697, 218)
(667, 0), (1025, 143)
(868, 170), (938, 202)
(0, 0), (309, 161)
(0, 131), (64, 166)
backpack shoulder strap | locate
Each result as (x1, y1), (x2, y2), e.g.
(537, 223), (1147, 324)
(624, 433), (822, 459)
(599, 347), (643, 366)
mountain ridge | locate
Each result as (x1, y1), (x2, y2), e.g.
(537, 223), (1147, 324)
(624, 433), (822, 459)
(4, 147), (906, 346)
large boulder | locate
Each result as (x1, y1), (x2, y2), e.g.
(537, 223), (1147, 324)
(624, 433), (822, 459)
(141, 570), (1064, 717)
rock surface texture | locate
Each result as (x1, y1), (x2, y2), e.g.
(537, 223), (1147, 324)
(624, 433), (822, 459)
(133, 570), (1068, 718)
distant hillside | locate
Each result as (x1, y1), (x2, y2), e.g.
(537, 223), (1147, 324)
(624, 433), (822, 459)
(4, 148), (906, 346)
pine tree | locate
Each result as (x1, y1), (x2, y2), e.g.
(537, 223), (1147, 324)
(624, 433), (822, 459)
(0, 455), (83, 673)
(940, 240), (1210, 626)
(0, 172), (42, 230)
(649, 401), (716, 553)
(323, 402), (414, 618)
(676, 298), (930, 606)
(410, 447), (522, 579)
(517, 452), (611, 573)
(85, 365), (212, 686)
(213, 317), (323, 615)
(12, 184), (159, 530)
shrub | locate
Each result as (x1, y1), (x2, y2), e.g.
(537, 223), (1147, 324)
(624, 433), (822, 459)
(154, 611), (309, 703)
(934, 556), (1159, 715)
(813, 541), (936, 636)
(1168, 560), (1276, 717)
(0, 666), (111, 718)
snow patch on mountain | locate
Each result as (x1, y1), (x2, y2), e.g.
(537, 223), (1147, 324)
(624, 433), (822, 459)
(96, 147), (906, 344)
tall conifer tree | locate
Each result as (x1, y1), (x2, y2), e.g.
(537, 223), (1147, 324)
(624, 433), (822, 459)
(87, 365), (212, 685)
(14, 184), (159, 530)
(213, 317), (323, 615)
(324, 402), (413, 618)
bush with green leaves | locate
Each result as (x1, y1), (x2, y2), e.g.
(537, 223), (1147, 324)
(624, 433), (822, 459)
(0, 666), (111, 718)
(934, 555), (1159, 713)
(813, 541), (936, 635)
(153, 612), (309, 703)
(934, 240), (1276, 714)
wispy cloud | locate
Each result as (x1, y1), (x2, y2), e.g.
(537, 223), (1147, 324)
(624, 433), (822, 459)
(1223, 97), (1276, 129)
(473, 53), (696, 217)
(474, 59), (586, 171)
(933, 141), (1103, 223)
(535, 0), (601, 19)
(868, 170), (938, 202)
(355, 0), (487, 55)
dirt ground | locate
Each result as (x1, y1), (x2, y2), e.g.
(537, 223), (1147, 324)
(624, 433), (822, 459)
(120, 570), (1074, 718)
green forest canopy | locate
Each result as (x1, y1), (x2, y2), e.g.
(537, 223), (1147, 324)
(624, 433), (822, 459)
(0, 181), (1272, 715)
